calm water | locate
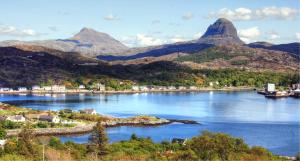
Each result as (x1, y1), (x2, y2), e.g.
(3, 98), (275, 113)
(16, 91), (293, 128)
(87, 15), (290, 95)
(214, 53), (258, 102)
(0, 91), (299, 156)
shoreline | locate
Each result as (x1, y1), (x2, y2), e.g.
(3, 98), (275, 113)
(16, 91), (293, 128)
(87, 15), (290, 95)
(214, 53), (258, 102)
(6, 118), (199, 137)
(0, 86), (255, 95)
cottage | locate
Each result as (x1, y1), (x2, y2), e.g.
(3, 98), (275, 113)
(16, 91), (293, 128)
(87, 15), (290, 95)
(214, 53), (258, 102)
(132, 86), (140, 91)
(39, 115), (60, 123)
(0, 88), (13, 92)
(18, 87), (28, 92)
(81, 109), (97, 115)
(167, 86), (176, 90)
(99, 84), (106, 91)
(0, 140), (6, 149)
(32, 85), (41, 91)
(209, 82), (214, 87)
(79, 85), (85, 89)
(51, 85), (66, 92)
(265, 83), (275, 93)
(292, 83), (300, 90)
(94, 83), (105, 91)
(6, 115), (26, 122)
(43, 86), (52, 91)
(177, 86), (186, 90)
(189, 86), (198, 90)
(139, 86), (149, 91)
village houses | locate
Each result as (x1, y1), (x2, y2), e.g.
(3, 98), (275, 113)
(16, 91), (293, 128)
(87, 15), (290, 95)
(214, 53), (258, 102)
(6, 115), (26, 122)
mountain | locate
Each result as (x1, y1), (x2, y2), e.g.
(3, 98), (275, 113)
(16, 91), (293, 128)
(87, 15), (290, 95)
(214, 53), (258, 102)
(0, 28), (128, 58)
(197, 18), (244, 45)
(98, 18), (245, 61)
(248, 42), (300, 56)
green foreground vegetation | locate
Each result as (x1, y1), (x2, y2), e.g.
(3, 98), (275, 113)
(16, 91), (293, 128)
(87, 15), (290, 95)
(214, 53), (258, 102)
(0, 122), (297, 161)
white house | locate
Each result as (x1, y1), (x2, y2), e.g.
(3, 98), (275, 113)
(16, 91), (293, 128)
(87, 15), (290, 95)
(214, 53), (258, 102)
(32, 85), (41, 91)
(6, 115), (26, 122)
(0, 88), (13, 92)
(39, 115), (60, 123)
(18, 87), (28, 92)
(51, 85), (66, 92)
(43, 86), (52, 91)
(132, 86), (140, 91)
(167, 86), (176, 90)
(189, 86), (198, 90)
(177, 86), (186, 90)
(81, 109), (97, 115)
(266, 83), (275, 92)
(140, 86), (149, 91)
(79, 85), (85, 89)
(99, 84), (105, 91)
(0, 140), (6, 149)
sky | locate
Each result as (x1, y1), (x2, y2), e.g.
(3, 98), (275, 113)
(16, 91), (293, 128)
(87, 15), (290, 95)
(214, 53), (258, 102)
(0, 0), (299, 47)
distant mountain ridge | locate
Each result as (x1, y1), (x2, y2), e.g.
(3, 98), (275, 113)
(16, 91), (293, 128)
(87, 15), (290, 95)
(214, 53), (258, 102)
(98, 18), (299, 62)
(248, 42), (300, 56)
(0, 28), (128, 58)
(0, 18), (299, 63)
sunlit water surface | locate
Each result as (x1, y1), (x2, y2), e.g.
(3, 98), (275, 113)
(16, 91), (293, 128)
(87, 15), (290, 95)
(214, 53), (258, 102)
(1, 91), (299, 156)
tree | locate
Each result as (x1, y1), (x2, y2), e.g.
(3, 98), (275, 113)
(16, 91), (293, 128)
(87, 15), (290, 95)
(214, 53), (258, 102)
(130, 134), (138, 140)
(17, 123), (39, 158)
(0, 125), (6, 139)
(88, 122), (108, 156)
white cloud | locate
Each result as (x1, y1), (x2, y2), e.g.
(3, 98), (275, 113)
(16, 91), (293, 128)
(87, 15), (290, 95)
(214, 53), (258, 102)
(182, 12), (194, 20)
(136, 34), (165, 46)
(104, 14), (119, 21)
(169, 35), (187, 43)
(193, 32), (203, 39)
(269, 33), (280, 40)
(121, 34), (166, 47)
(0, 25), (39, 37)
(238, 27), (260, 43)
(208, 6), (299, 21)
(296, 33), (300, 40)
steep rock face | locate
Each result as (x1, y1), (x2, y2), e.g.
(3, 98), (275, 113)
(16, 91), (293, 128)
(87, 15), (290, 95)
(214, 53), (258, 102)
(197, 18), (244, 45)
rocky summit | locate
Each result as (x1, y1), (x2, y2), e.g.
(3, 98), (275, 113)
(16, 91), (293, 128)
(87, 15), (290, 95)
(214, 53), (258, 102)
(197, 18), (244, 45)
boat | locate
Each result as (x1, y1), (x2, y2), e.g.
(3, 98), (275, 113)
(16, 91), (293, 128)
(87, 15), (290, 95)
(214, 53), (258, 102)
(265, 91), (289, 98)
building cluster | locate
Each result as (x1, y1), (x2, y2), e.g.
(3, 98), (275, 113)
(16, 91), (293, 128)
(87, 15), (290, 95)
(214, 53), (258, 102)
(262, 83), (300, 98)
(0, 84), (86, 93)
(131, 85), (198, 92)
(0, 113), (60, 123)
(0, 83), (203, 93)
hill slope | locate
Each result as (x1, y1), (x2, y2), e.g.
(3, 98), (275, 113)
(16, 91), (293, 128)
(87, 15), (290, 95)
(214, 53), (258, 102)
(0, 28), (128, 58)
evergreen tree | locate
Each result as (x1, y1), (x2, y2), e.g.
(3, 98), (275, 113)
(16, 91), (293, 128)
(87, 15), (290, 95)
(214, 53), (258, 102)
(17, 123), (39, 159)
(88, 122), (108, 156)
(0, 125), (6, 139)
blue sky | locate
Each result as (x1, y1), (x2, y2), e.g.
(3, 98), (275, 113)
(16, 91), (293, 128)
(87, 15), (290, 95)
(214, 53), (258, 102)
(0, 0), (299, 46)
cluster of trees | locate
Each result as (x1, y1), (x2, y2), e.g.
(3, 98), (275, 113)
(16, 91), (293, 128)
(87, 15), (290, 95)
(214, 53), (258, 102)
(0, 120), (22, 129)
(198, 69), (299, 88)
(0, 122), (291, 161)
(176, 47), (253, 64)
(58, 109), (110, 122)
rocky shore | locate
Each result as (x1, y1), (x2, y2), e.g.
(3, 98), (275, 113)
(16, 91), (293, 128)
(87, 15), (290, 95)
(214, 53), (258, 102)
(6, 117), (199, 137)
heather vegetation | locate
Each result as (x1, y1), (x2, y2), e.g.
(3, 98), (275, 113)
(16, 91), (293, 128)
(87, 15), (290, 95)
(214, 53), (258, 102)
(176, 47), (253, 64)
(0, 123), (289, 161)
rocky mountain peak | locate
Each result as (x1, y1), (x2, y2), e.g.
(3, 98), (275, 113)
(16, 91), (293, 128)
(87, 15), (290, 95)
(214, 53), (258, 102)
(198, 18), (244, 45)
